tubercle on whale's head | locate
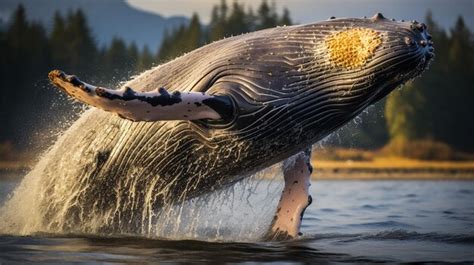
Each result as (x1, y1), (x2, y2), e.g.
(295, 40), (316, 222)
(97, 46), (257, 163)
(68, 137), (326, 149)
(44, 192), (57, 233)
(315, 13), (434, 106)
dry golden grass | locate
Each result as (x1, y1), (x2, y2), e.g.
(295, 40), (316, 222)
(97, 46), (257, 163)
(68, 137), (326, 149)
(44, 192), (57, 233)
(311, 146), (474, 180)
(314, 157), (474, 170)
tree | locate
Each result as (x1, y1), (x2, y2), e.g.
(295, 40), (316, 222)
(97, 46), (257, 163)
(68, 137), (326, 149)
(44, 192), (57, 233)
(65, 10), (98, 76)
(185, 13), (202, 51)
(385, 84), (426, 141)
(257, 0), (278, 30)
(280, 8), (292, 26)
(1, 5), (52, 145)
(226, 1), (250, 36)
(136, 45), (154, 72)
(103, 37), (129, 81)
(50, 12), (69, 68)
(127, 42), (139, 75)
(383, 13), (474, 153)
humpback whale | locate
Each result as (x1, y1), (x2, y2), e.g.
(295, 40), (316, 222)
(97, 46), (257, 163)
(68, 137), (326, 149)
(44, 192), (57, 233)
(44, 13), (433, 240)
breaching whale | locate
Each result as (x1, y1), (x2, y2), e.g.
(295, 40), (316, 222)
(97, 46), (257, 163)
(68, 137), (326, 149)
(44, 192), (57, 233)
(45, 13), (434, 240)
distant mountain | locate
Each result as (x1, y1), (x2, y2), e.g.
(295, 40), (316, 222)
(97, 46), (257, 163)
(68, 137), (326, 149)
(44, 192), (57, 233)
(0, 0), (189, 50)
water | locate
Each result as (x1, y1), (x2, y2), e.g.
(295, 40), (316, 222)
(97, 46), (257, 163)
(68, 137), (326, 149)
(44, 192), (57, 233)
(0, 175), (473, 264)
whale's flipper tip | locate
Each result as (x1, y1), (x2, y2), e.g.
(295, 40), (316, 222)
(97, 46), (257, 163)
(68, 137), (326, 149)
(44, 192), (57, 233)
(48, 69), (67, 90)
(48, 69), (63, 81)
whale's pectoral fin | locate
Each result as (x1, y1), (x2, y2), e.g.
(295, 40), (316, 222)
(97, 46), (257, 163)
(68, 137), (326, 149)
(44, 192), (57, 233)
(264, 148), (313, 241)
(48, 70), (234, 122)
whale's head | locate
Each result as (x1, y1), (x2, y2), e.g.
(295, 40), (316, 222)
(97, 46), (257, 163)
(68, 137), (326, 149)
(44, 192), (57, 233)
(308, 13), (434, 110)
(228, 12), (436, 145)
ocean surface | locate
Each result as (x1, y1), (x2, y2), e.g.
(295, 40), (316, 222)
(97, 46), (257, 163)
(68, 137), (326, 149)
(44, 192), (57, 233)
(0, 174), (473, 264)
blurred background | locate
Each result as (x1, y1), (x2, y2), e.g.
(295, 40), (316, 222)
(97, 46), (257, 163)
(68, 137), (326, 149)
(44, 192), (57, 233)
(0, 0), (473, 174)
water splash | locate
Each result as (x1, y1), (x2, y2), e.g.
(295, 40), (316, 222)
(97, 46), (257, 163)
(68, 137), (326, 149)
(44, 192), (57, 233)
(0, 115), (284, 241)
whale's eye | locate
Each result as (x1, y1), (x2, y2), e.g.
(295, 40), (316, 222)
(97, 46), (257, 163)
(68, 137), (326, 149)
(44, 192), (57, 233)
(325, 28), (382, 70)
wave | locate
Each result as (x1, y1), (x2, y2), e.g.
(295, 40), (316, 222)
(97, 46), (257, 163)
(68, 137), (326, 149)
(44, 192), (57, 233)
(307, 229), (474, 244)
(348, 220), (418, 228)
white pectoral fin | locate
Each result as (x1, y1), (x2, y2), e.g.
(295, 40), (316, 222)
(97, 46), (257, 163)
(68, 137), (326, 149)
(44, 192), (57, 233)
(48, 70), (234, 122)
(265, 149), (313, 241)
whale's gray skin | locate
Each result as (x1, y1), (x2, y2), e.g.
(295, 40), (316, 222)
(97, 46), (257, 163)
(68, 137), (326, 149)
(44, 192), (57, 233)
(43, 14), (433, 235)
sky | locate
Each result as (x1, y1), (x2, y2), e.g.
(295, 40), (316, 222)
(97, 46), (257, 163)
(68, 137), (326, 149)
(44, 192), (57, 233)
(127, 0), (474, 30)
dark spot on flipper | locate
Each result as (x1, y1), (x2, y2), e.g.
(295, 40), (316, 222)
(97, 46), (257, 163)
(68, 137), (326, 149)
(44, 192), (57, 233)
(300, 195), (313, 221)
(97, 86), (182, 107)
(96, 87), (107, 97)
(184, 115), (188, 118)
(303, 148), (313, 173)
(158, 87), (167, 95)
(306, 162), (313, 174)
(293, 181), (298, 184)
(79, 84), (90, 93)
(67, 75), (82, 87)
(65, 74), (91, 92)
(117, 113), (134, 121)
(123, 87), (135, 98)
(194, 102), (202, 107)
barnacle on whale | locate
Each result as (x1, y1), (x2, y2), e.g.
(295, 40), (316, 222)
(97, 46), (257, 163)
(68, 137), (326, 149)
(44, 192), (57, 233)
(325, 28), (382, 70)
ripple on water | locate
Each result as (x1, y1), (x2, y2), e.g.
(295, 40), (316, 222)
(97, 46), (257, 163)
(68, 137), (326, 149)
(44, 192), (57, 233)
(386, 215), (402, 218)
(360, 203), (393, 210)
(458, 189), (473, 195)
(348, 220), (418, 229)
(319, 208), (338, 212)
(299, 230), (474, 246)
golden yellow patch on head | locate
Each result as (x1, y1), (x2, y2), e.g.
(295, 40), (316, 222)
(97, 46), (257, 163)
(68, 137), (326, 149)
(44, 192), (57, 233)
(325, 28), (382, 70)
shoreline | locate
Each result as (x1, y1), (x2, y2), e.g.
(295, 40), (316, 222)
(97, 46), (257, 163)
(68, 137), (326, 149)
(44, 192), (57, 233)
(312, 172), (474, 180)
(311, 159), (474, 180)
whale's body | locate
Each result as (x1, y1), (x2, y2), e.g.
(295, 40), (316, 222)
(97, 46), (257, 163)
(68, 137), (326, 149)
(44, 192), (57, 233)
(4, 15), (433, 235)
